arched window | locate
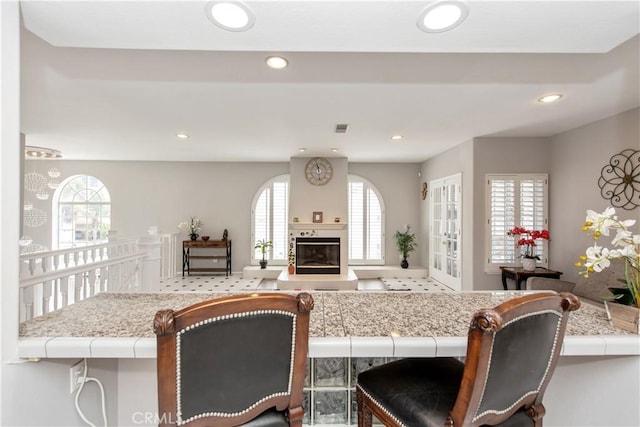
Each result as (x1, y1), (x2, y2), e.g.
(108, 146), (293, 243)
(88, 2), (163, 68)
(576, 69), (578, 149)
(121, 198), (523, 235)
(251, 175), (289, 265)
(348, 175), (385, 264)
(53, 175), (111, 249)
(250, 173), (384, 266)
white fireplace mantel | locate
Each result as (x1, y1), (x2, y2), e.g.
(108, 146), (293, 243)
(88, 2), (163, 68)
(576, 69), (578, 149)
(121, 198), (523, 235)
(289, 223), (347, 230)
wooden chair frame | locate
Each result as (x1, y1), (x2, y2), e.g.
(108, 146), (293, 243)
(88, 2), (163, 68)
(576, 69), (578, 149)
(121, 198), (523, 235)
(154, 292), (314, 427)
(356, 292), (581, 427)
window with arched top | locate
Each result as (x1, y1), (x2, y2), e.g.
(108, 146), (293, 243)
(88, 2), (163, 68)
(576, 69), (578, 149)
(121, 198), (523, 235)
(250, 173), (385, 265)
(251, 175), (289, 265)
(52, 175), (111, 249)
(348, 175), (385, 264)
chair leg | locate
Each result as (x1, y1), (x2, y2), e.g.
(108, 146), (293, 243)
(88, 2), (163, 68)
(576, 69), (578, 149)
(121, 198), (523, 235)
(287, 405), (304, 427)
(526, 403), (546, 427)
(356, 387), (373, 427)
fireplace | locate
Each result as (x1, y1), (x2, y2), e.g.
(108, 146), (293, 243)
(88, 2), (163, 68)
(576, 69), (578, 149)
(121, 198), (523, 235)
(296, 237), (340, 274)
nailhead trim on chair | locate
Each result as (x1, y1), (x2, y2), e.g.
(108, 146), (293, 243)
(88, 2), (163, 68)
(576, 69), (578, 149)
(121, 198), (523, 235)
(472, 309), (562, 423)
(357, 386), (407, 427)
(175, 310), (297, 426)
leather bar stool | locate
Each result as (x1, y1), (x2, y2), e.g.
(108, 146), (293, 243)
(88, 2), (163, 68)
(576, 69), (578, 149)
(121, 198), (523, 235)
(356, 292), (581, 427)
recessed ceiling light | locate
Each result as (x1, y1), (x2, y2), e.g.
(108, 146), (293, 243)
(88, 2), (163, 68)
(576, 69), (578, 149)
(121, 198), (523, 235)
(391, 135), (403, 141)
(206, 1), (254, 32)
(417, 0), (469, 33)
(538, 94), (564, 103)
(331, 148), (339, 153)
(25, 146), (62, 159)
(266, 56), (288, 69)
(176, 133), (189, 139)
(299, 148), (307, 152)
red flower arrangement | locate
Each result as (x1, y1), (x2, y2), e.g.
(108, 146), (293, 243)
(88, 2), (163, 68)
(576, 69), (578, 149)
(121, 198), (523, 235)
(507, 226), (550, 259)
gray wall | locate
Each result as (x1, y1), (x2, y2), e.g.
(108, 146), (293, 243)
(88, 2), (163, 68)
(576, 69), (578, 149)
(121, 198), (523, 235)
(23, 160), (422, 269)
(348, 163), (422, 264)
(420, 107), (640, 291)
(549, 107), (640, 283)
(472, 137), (551, 290)
(420, 140), (474, 290)
(2, 359), (118, 427)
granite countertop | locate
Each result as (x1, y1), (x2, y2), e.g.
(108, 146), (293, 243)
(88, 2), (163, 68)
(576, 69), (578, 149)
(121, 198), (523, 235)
(19, 290), (631, 339)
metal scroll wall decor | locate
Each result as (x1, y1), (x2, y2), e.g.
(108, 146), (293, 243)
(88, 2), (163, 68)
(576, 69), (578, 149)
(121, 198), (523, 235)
(598, 149), (640, 210)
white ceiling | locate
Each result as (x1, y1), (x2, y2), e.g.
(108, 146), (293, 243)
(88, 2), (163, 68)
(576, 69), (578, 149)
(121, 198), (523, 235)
(19, 0), (640, 162)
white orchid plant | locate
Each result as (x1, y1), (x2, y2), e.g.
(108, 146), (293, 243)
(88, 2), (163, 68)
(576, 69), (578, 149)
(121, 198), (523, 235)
(576, 207), (640, 307)
(177, 216), (202, 235)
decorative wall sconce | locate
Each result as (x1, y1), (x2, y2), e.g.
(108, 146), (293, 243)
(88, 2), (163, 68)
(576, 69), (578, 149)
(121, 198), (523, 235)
(421, 182), (428, 200)
(598, 148), (640, 210)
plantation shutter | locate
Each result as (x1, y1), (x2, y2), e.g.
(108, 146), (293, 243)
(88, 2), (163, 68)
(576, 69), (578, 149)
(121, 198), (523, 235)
(272, 181), (289, 261)
(252, 176), (289, 264)
(486, 174), (548, 271)
(348, 176), (384, 264)
(520, 178), (546, 260)
(367, 188), (383, 260)
(349, 181), (365, 260)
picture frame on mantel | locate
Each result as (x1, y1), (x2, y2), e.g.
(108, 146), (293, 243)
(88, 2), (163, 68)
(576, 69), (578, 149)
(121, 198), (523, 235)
(313, 212), (323, 223)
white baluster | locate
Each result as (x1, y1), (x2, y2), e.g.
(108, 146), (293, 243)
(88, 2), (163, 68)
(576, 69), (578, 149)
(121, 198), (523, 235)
(21, 286), (34, 321)
(52, 278), (59, 311)
(74, 273), (83, 303)
(52, 253), (61, 272)
(87, 269), (97, 296)
(42, 279), (53, 315)
(28, 258), (37, 276)
(60, 276), (69, 308)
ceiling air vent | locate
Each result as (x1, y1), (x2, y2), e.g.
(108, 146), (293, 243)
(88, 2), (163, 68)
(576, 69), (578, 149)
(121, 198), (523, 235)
(335, 124), (349, 134)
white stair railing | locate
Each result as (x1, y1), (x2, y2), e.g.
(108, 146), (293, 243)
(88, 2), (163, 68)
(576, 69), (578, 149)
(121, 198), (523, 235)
(159, 233), (178, 279)
(19, 240), (145, 321)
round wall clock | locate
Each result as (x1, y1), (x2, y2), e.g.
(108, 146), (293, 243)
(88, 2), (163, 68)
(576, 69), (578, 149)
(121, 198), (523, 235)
(305, 157), (333, 186)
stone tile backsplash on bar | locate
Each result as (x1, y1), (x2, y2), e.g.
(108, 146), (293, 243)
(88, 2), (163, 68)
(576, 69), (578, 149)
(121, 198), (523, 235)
(19, 290), (631, 338)
(17, 290), (633, 426)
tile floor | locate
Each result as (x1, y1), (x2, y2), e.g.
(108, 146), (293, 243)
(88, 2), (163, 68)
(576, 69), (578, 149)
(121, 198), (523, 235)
(160, 274), (453, 292)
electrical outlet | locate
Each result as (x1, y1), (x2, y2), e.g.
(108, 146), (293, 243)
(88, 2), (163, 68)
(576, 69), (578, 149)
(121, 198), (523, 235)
(70, 359), (84, 394)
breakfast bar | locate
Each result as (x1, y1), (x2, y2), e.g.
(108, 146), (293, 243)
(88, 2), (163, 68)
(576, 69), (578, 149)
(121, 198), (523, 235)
(17, 290), (640, 426)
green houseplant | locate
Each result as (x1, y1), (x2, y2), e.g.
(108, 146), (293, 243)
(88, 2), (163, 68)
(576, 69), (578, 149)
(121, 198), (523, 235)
(255, 239), (273, 269)
(394, 225), (417, 269)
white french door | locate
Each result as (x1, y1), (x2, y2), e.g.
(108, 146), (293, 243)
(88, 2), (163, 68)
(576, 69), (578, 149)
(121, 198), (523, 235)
(429, 173), (462, 290)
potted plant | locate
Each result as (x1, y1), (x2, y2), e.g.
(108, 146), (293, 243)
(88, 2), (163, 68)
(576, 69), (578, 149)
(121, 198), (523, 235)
(576, 207), (640, 333)
(507, 226), (550, 271)
(255, 239), (273, 269)
(394, 225), (417, 269)
(178, 216), (202, 241)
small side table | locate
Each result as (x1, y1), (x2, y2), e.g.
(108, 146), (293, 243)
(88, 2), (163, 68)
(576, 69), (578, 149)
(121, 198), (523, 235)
(500, 266), (563, 291)
(182, 239), (232, 277)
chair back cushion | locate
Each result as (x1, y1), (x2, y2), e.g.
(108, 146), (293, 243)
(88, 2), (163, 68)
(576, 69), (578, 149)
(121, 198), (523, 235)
(155, 292), (314, 427)
(475, 310), (561, 418)
(449, 292), (580, 426)
(179, 312), (295, 420)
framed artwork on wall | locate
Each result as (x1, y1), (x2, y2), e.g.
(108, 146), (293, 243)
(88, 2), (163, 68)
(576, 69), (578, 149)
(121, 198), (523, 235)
(313, 212), (323, 223)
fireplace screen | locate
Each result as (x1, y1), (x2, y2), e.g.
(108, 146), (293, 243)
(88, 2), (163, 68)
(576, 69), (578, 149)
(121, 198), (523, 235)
(296, 237), (340, 274)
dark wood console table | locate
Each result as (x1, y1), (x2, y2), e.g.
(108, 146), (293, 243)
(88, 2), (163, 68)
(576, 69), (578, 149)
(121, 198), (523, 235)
(500, 266), (562, 290)
(182, 240), (231, 277)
